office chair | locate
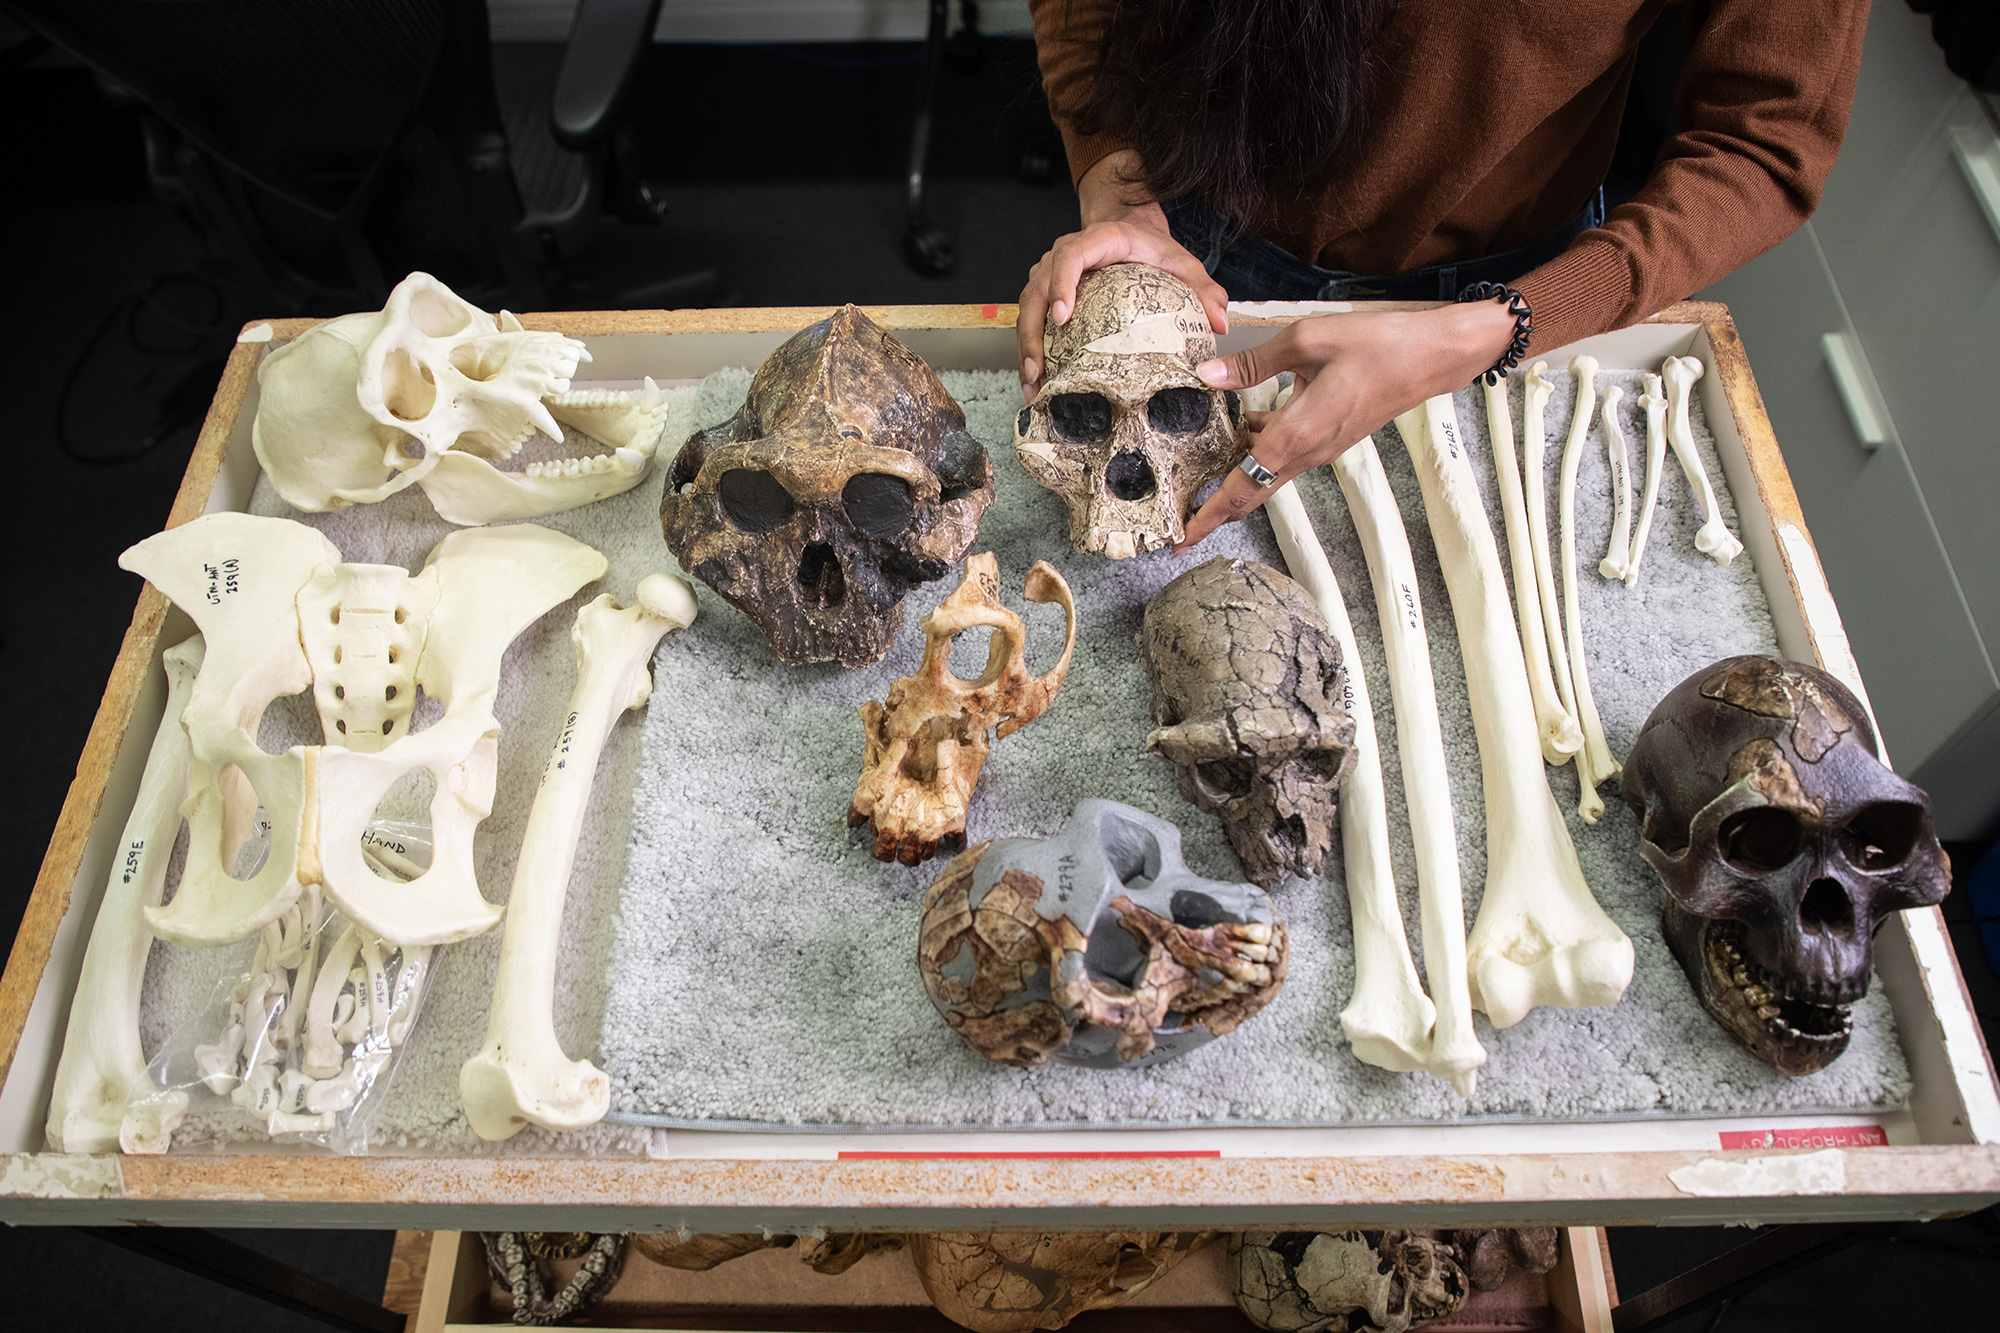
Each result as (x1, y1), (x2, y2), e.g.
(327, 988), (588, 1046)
(6, 0), (709, 310)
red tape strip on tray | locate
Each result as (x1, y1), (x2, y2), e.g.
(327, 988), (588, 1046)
(981, 303), (1000, 319)
(1717, 1125), (1886, 1150)
(836, 1144), (1224, 1152)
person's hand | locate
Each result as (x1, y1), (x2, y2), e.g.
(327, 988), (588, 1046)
(1174, 301), (1518, 551)
(1018, 151), (1229, 399)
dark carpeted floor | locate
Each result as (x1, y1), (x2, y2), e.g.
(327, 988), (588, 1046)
(3, 27), (1998, 1333)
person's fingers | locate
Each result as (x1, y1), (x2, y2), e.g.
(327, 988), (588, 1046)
(1016, 257), (1054, 396)
(1195, 324), (1309, 391)
(1176, 464), (1276, 552)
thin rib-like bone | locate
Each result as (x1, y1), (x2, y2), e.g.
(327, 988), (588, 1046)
(1557, 356), (1619, 823)
(1598, 385), (1633, 581)
(44, 637), (203, 1154)
(1483, 376), (1582, 765)
(461, 572), (699, 1140)
(1397, 395), (1634, 1029)
(1330, 438), (1487, 1094)
(1519, 363), (1580, 730)
(1625, 373), (1668, 588)
(1664, 356), (1744, 565)
(1265, 478), (1438, 1080)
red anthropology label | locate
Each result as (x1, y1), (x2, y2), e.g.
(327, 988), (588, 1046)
(1717, 1125), (1887, 1150)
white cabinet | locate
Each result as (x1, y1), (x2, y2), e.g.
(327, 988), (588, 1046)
(1700, 1), (2000, 837)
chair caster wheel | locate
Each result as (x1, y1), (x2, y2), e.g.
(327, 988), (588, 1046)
(903, 223), (954, 276)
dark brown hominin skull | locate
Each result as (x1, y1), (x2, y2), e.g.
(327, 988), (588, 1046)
(661, 305), (994, 666)
(1014, 263), (1244, 559)
(1621, 656), (1950, 1076)
(1138, 558), (1357, 888)
(1232, 1231), (1470, 1333)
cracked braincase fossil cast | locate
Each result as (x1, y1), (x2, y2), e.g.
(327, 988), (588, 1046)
(252, 271), (670, 525)
(1139, 557), (1358, 889)
(660, 304), (994, 666)
(918, 799), (1287, 1069)
(1014, 262), (1244, 559)
(1621, 655), (1949, 1076)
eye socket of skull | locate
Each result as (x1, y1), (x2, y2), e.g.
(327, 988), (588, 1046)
(1718, 806), (1804, 874)
(408, 287), (474, 337)
(1193, 757), (1256, 802)
(1105, 450), (1158, 501)
(1050, 392), (1114, 442)
(382, 349), (439, 421)
(842, 471), (916, 538)
(1146, 386), (1212, 434)
(718, 468), (797, 533)
(1838, 801), (1924, 872)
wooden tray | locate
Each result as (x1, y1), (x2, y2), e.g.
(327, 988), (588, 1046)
(2, 301), (1996, 1230)
(389, 1227), (1617, 1333)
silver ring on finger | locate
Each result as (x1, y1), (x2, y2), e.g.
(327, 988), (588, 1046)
(1238, 453), (1279, 488)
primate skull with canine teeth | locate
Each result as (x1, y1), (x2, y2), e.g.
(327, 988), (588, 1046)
(253, 271), (669, 525)
(918, 799), (1287, 1069)
(1621, 656), (1950, 1075)
(849, 552), (1077, 866)
(1139, 558), (1358, 887)
(1014, 263), (1244, 558)
(661, 305), (994, 666)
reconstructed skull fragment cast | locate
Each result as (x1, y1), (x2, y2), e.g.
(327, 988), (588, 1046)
(919, 799), (1286, 1069)
(1015, 263), (1245, 558)
(850, 552), (1077, 865)
(1623, 656), (1950, 1075)
(1140, 558), (1358, 888)
(661, 305), (995, 666)
(254, 271), (671, 525)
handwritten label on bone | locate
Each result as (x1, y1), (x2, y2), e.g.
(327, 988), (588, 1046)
(202, 557), (242, 604)
(1398, 583), (1422, 635)
(1439, 417), (1462, 462)
(360, 829), (409, 856)
(121, 838), (145, 885)
(1083, 310), (1209, 358)
(1055, 851), (1079, 905)
(543, 710), (581, 787)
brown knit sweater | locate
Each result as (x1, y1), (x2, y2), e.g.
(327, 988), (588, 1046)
(1030, 0), (1867, 352)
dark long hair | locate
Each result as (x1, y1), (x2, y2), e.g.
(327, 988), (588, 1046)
(1058, 0), (1393, 230)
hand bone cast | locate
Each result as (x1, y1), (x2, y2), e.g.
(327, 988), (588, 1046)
(918, 799), (1286, 1068)
(1233, 1230), (1471, 1333)
(462, 573), (698, 1140)
(253, 271), (671, 525)
(1265, 479), (1441, 1085)
(1625, 371), (1669, 588)
(661, 305), (994, 667)
(1555, 356), (1621, 822)
(912, 1230), (1213, 1333)
(45, 636), (203, 1154)
(1327, 438), (1488, 1095)
(1396, 396), (1634, 1030)
(1598, 384), (1634, 581)
(1139, 558), (1358, 888)
(1663, 356), (1744, 566)
(1014, 263), (1245, 559)
(849, 552), (1076, 866)
(1622, 656), (1949, 1074)
(121, 512), (605, 949)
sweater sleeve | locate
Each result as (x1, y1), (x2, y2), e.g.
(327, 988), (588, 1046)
(1514, 0), (1869, 352)
(1029, 0), (1133, 187)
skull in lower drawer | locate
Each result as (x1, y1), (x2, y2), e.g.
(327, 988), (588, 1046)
(1232, 1231), (1470, 1333)
(917, 799), (1287, 1069)
(660, 305), (994, 666)
(1621, 655), (1950, 1075)
(1013, 263), (1243, 558)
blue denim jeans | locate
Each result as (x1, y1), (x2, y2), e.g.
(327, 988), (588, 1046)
(1162, 188), (1606, 302)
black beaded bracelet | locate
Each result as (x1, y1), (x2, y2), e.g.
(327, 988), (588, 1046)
(1455, 281), (1533, 386)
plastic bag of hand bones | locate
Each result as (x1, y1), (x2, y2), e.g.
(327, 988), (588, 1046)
(143, 821), (436, 1153)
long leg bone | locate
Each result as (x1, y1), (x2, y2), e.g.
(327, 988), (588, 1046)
(1556, 356), (1619, 822)
(1519, 363), (1581, 735)
(1625, 373), (1668, 588)
(1329, 439), (1487, 1094)
(1265, 480), (1438, 1079)
(1396, 395), (1635, 1030)
(45, 636), (203, 1153)
(1664, 356), (1744, 565)
(461, 572), (699, 1140)
(1597, 385), (1633, 581)
(1483, 377), (1582, 765)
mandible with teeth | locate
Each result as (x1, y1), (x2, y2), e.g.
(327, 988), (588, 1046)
(1621, 655), (1950, 1075)
(1014, 263), (1245, 558)
(660, 305), (994, 666)
(1138, 557), (1358, 888)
